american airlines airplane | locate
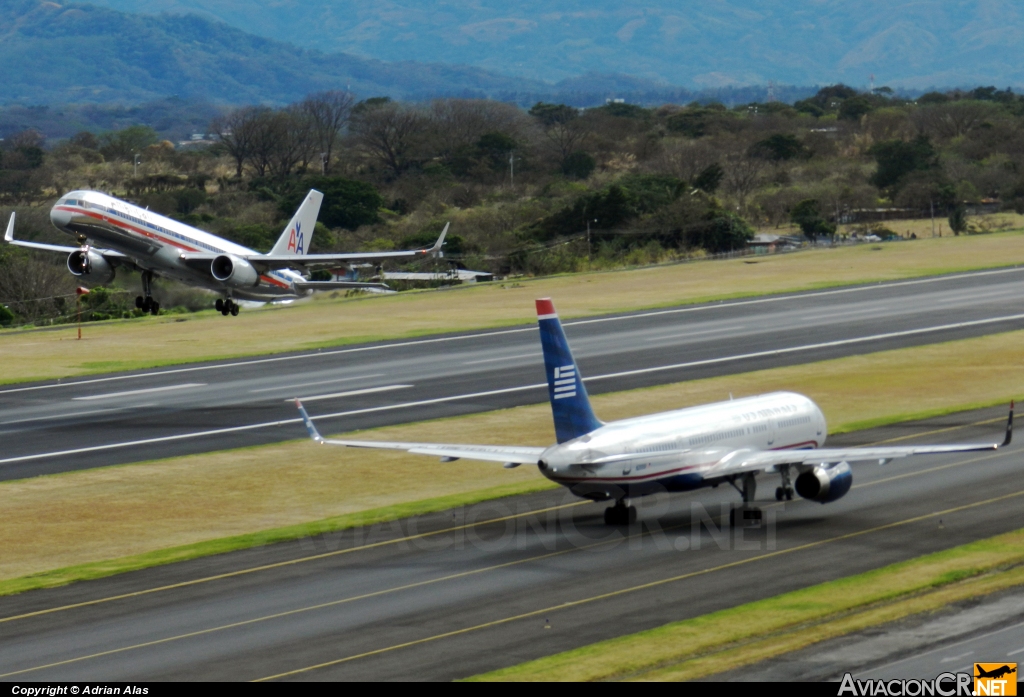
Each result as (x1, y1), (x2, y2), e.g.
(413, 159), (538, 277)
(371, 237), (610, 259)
(4, 189), (446, 316)
(297, 298), (1013, 526)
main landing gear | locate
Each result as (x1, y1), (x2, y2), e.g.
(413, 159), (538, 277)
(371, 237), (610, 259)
(134, 271), (159, 315)
(215, 298), (239, 317)
(604, 499), (637, 526)
(729, 472), (762, 526)
(775, 465), (795, 501)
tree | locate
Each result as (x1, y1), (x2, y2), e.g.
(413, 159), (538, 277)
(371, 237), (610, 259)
(948, 205), (967, 235)
(562, 151), (595, 179)
(790, 199), (836, 239)
(98, 126), (158, 162)
(300, 90), (354, 174)
(529, 102), (591, 171)
(686, 210), (754, 253)
(869, 136), (936, 192)
(279, 177), (383, 230)
(749, 134), (807, 161)
(211, 106), (266, 178)
(692, 163), (724, 193)
(350, 100), (428, 179)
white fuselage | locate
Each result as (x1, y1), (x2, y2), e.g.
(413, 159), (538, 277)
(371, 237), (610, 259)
(50, 190), (303, 300)
(538, 391), (825, 500)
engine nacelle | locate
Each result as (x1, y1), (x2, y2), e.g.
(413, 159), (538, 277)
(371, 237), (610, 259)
(795, 462), (852, 503)
(67, 250), (115, 286)
(211, 254), (259, 288)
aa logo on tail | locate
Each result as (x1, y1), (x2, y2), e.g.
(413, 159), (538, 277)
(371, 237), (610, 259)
(287, 222), (304, 254)
(975, 663), (1017, 696)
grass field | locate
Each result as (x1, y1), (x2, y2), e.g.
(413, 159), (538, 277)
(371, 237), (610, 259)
(2, 221), (1023, 385)
(468, 528), (1024, 681)
(1, 328), (1021, 591)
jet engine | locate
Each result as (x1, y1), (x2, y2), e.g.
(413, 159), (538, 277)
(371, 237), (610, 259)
(67, 250), (115, 286)
(211, 255), (259, 288)
(794, 462), (852, 503)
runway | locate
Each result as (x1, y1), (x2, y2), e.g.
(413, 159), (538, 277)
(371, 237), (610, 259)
(2, 266), (1024, 481)
(0, 407), (1020, 681)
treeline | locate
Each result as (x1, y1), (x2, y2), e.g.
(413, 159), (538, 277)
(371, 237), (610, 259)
(4, 83), (1024, 325)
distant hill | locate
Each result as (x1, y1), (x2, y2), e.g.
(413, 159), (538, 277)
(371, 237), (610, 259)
(0, 0), (557, 105)
(84, 0), (1024, 89)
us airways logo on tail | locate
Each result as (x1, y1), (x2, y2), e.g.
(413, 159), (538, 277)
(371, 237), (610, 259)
(553, 365), (577, 399)
(287, 222), (305, 254)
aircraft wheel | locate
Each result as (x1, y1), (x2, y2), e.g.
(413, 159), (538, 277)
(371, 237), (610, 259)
(230, 303), (239, 317)
(775, 487), (784, 501)
(215, 299), (224, 312)
(785, 487), (794, 501)
(141, 297), (152, 312)
(135, 295), (144, 309)
(149, 301), (160, 316)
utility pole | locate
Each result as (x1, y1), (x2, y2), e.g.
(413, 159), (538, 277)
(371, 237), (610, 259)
(586, 218), (597, 261)
(930, 199), (936, 237)
(509, 151), (515, 189)
(321, 151), (327, 175)
(133, 153), (141, 178)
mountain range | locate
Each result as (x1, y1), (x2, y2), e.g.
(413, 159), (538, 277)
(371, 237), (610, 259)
(82, 0), (1024, 89)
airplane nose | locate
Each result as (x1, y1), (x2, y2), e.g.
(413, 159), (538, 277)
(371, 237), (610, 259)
(50, 206), (72, 228)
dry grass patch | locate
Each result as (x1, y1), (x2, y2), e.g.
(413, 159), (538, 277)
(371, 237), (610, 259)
(2, 329), (1022, 586)
(3, 224), (1024, 384)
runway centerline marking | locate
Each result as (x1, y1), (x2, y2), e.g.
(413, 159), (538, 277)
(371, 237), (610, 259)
(6, 312), (1024, 466)
(2, 265), (1021, 396)
(0, 516), (679, 679)
(249, 374), (385, 393)
(72, 383), (207, 401)
(288, 384), (413, 403)
(0, 501), (589, 625)
(255, 488), (1024, 681)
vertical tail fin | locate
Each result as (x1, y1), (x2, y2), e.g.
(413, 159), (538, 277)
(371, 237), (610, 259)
(536, 298), (602, 443)
(270, 189), (324, 256)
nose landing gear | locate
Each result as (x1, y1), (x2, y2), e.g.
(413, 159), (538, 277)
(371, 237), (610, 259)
(729, 472), (762, 527)
(215, 298), (239, 316)
(603, 499), (637, 526)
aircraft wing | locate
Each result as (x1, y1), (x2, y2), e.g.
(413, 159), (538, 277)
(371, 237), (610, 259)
(703, 404), (1012, 478)
(5, 213), (127, 257)
(180, 223), (449, 272)
(292, 280), (391, 292)
(295, 400), (544, 466)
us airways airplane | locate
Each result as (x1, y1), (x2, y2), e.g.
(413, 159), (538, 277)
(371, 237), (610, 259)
(4, 189), (446, 316)
(297, 298), (1014, 526)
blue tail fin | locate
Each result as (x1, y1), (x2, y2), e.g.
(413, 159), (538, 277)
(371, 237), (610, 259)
(536, 298), (602, 443)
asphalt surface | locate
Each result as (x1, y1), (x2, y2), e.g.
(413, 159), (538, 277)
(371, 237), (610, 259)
(716, 575), (1024, 681)
(0, 408), (1020, 681)
(3, 266), (1024, 481)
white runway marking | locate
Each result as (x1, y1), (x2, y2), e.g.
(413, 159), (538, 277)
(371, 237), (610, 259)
(73, 383), (207, 401)
(1, 266), (1021, 395)
(4, 310), (1024, 466)
(250, 374), (384, 393)
(464, 353), (542, 365)
(0, 407), (126, 426)
(289, 385), (413, 403)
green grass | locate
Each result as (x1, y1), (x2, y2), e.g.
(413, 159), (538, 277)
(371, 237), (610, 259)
(0, 479), (557, 598)
(468, 529), (1024, 681)
(4, 228), (1024, 385)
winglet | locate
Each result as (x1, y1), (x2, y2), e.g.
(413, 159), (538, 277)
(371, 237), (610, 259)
(426, 222), (449, 257)
(4, 212), (14, 243)
(1002, 400), (1014, 447)
(295, 399), (324, 442)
